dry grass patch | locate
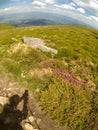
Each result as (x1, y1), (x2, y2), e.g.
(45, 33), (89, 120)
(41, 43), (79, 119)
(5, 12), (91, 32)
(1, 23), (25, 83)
(29, 68), (52, 79)
(9, 43), (30, 54)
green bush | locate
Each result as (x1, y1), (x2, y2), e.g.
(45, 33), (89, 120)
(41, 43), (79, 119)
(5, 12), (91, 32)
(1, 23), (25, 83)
(55, 47), (74, 59)
(40, 76), (96, 130)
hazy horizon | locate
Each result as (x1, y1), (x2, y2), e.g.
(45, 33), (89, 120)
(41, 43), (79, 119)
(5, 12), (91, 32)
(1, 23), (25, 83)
(0, 0), (98, 29)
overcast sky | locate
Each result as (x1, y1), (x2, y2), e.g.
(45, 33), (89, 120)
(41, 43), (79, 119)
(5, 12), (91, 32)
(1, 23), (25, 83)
(0, 0), (98, 29)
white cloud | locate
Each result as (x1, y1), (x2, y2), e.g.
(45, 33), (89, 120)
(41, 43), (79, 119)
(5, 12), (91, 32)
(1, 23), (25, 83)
(0, 6), (33, 14)
(42, 0), (57, 4)
(31, 0), (57, 8)
(90, 15), (98, 21)
(61, 4), (75, 10)
(77, 8), (85, 14)
(32, 1), (46, 7)
(32, 0), (57, 5)
(85, 16), (92, 21)
(74, 0), (98, 16)
(45, 0), (57, 4)
(0, 7), (18, 12)
(70, 2), (76, 7)
(3, 8), (10, 11)
(54, 4), (75, 10)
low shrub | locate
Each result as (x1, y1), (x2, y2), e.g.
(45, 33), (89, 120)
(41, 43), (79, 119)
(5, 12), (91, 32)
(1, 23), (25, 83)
(40, 76), (97, 130)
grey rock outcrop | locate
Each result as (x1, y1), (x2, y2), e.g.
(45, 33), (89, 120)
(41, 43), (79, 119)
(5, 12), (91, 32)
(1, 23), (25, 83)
(22, 36), (57, 54)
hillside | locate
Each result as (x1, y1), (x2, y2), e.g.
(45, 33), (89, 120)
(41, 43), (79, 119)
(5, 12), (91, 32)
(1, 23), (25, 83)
(0, 24), (16, 30)
(0, 24), (98, 130)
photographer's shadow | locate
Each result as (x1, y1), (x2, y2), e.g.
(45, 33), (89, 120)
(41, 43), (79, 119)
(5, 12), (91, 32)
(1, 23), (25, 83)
(0, 90), (28, 130)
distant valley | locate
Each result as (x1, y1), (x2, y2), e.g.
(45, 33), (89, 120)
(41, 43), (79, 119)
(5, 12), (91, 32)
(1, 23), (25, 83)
(0, 12), (90, 27)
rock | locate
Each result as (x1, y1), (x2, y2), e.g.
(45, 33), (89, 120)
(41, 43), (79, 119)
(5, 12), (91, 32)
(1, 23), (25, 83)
(6, 88), (12, 91)
(22, 36), (57, 54)
(35, 88), (40, 93)
(7, 93), (12, 97)
(3, 88), (6, 91)
(24, 123), (37, 130)
(28, 116), (35, 123)
(36, 118), (41, 124)
(0, 96), (9, 106)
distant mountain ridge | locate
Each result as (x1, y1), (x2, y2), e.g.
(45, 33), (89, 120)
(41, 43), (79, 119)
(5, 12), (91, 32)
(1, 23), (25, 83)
(0, 12), (90, 27)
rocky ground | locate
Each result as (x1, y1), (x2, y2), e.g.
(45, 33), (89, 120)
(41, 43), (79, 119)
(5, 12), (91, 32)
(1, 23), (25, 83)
(0, 73), (66, 130)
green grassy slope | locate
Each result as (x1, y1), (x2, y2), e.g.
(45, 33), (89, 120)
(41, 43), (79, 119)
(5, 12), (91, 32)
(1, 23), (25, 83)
(0, 24), (15, 30)
(0, 24), (98, 130)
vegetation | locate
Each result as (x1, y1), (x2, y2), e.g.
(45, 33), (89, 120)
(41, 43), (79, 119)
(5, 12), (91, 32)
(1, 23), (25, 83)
(40, 76), (98, 130)
(0, 24), (16, 30)
(0, 24), (98, 129)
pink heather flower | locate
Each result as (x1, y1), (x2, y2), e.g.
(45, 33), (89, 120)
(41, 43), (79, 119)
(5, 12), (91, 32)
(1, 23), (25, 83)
(53, 67), (85, 87)
(75, 80), (84, 87)
(64, 73), (72, 80)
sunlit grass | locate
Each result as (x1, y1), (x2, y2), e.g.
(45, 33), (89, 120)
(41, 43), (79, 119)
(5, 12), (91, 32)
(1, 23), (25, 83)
(0, 24), (98, 129)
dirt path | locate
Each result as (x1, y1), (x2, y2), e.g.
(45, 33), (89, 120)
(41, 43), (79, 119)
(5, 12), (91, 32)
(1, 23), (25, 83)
(0, 73), (66, 130)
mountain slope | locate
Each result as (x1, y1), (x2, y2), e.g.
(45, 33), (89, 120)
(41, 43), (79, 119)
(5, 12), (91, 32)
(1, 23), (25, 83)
(0, 24), (98, 130)
(0, 24), (16, 30)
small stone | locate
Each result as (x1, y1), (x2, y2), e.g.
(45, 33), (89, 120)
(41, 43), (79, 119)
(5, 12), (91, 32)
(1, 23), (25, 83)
(24, 123), (35, 130)
(15, 88), (19, 90)
(33, 112), (36, 115)
(9, 83), (13, 86)
(35, 88), (40, 93)
(3, 88), (6, 91)
(0, 96), (9, 106)
(7, 93), (12, 97)
(9, 82), (17, 86)
(6, 88), (12, 91)
(28, 116), (35, 123)
(36, 118), (41, 124)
